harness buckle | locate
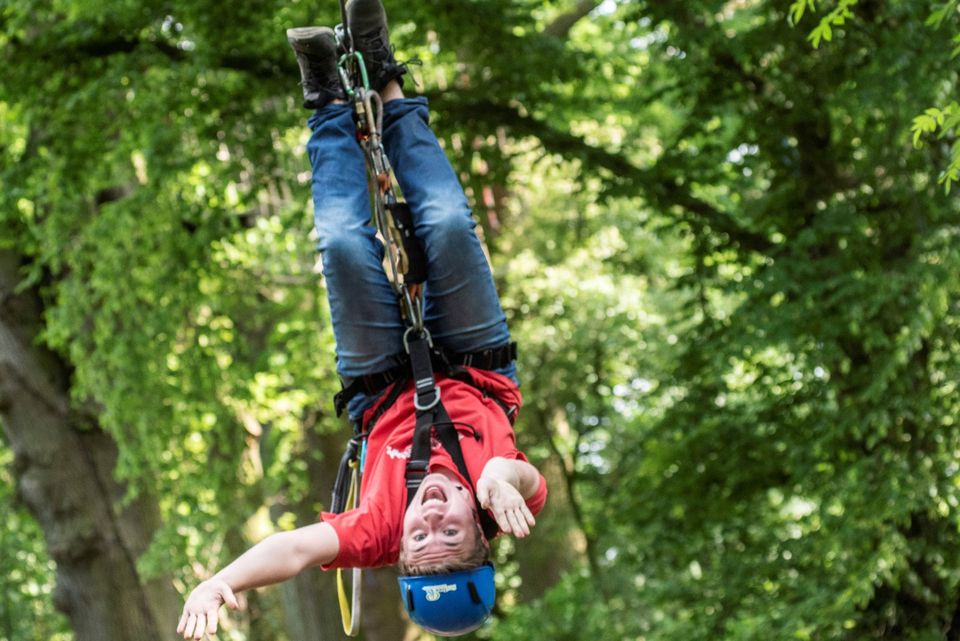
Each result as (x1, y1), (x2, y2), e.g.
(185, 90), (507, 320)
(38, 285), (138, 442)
(414, 385), (441, 411)
(403, 326), (433, 354)
(405, 460), (429, 491)
(406, 460), (428, 474)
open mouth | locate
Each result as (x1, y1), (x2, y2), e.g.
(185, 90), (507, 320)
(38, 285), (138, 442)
(421, 485), (447, 504)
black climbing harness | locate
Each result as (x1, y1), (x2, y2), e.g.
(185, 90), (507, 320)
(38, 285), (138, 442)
(326, 9), (516, 635)
(401, 332), (504, 544)
(335, 5), (427, 333)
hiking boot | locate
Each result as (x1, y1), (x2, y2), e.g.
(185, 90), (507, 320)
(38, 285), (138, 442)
(286, 26), (346, 109)
(344, 0), (407, 92)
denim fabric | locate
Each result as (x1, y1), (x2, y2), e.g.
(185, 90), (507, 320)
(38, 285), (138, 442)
(307, 97), (516, 419)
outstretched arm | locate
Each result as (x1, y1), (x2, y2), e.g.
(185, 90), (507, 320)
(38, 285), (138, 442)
(177, 522), (339, 640)
(476, 457), (541, 538)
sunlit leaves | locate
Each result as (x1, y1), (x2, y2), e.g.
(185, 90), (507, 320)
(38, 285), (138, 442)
(926, 0), (960, 28)
(789, 0), (818, 25)
(792, 0), (960, 194)
(3, 1), (960, 640)
(789, 0), (859, 47)
(0, 444), (72, 641)
(912, 103), (960, 193)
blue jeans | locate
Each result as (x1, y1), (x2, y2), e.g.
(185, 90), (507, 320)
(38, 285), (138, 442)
(306, 97), (516, 420)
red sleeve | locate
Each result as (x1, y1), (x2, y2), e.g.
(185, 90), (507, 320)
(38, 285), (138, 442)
(319, 504), (397, 569)
(494, 449), (548, 517)
(465, 378), (548, 518)
(525, 472), (548, 516)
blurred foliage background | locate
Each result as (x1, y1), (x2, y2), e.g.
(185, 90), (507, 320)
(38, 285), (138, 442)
(1, 0), (959, 639)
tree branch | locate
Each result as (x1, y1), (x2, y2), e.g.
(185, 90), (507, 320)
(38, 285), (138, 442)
(429, 92), (774, 253)
(544, 0), (604, 39)
(9, 33), (290, 83)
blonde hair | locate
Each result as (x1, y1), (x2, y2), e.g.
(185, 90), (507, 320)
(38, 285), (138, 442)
(398, 519), (489, 576)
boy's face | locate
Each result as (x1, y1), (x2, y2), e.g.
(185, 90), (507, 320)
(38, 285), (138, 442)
(402, 469), (480, 566)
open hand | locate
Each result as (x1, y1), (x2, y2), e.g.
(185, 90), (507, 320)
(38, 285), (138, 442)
(177, 577), (238, 639)
(476, 477), (536, 537)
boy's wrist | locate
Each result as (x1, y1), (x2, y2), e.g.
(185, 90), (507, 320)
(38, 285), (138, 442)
(480, 457), (520, 488)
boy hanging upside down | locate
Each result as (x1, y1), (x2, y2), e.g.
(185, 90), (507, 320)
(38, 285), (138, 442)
(177, 0), (547, 638)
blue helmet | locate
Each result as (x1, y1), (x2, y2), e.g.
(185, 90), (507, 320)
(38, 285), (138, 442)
(398, 564), (496, 636)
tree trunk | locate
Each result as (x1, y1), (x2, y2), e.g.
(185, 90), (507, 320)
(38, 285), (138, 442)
(0, 250), (179, 641)
(360, 566), (409, 641)
(512, 453), (580, 602)
(273, 428), (348, 641)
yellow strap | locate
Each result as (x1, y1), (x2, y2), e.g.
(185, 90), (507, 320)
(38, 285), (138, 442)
(336, 462), (361, 636)
(336, 568), (353, 634)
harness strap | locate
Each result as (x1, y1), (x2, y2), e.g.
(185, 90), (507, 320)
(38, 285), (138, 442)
(386, 201), (428, 285)
(334, 342), (517, 417)
(430, 405), (500, 542)
(404, 332), (440, 494)
(331, 436), (362, 513)
(405, 402), (433, 494)
(405, 404), (500, 542)
(403, 333), (500, 542)
(364, 379), (408, 432)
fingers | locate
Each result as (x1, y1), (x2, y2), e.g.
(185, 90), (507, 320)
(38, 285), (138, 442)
(206, 609), (219, 636)
(481, 480), (538, 538)
(181, 613), (196, 639)
(490, 505), (512, 534)
(511, 505), (534, 537)
(179, 581), (238, 639)
(185, 612), (205, 639)
(490, 504), (537, 537)
(178, 610), (215, 640)
(521, 503), (536, 528)
(507, 508), (527, 537)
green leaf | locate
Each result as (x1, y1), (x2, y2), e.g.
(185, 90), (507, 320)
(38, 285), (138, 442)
(808, 22), (832, 47)
(790, 0), (817, 24)
(925, 1), (959, 28)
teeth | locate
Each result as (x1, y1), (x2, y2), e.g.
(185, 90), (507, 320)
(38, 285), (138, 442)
(422, 486), (446, 504)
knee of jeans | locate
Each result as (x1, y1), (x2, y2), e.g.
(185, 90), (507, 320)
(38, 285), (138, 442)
(317, 226), (376, 269)
(313, 200), (367, 238)
(419, 201), (477, 251)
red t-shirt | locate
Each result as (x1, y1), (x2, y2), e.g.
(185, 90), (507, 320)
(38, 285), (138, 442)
(320, 368), (548, 569)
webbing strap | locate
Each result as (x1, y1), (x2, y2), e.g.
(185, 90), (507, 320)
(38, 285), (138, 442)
(404, 333), (438, 494)
(403, 332), (500, 542)
(431, 407), (500, 542)
(331, 436), (361, 513)
(404, 401), (499, 542)
(337, 0), (351, 52)
(387, 201), (428, 284)
(405, 404), (433, 494)
(409, 334), (440, 411)
(335, 459), (362, 636)
(333, 342), (517, 417)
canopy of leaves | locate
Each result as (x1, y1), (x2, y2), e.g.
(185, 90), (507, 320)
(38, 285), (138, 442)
(2, 0), (959, 640)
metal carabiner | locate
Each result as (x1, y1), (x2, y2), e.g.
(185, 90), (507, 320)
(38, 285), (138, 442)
(403, 326), (433, 354)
